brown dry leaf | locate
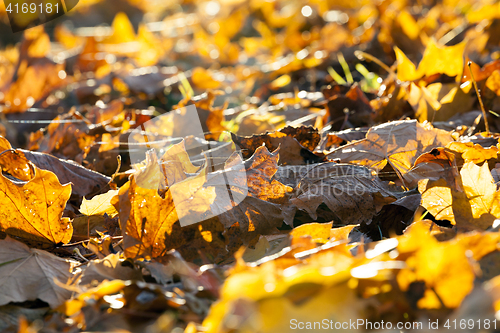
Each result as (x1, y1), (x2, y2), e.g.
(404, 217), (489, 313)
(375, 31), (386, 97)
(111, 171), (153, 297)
(277, 163), (396, 227)
(0, 157), (73, 245)
(22, 150), (111, 199)
(231, 126), (323, 165)
(419, 161), (500, 230)
(358, 193), (421, 240)
(322, 84), (375, 131)
(0, 237), (76, 308)
(327, 119), (452, 183)
(0, 142), (110, 200)
(216, 146), (292, 236)
(27, 109), (94, 162)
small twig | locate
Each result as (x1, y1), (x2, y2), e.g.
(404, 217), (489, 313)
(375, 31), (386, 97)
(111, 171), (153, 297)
(60, 236), (123, 247)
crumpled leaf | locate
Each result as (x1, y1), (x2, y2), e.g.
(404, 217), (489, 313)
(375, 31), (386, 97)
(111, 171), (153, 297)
(0, 137), (110, 200)
(0, 237), (76, 308)
(216, 145), (292, 235)
(446, 141), (499, 164)
(114, 143), (291, 259)
(277, 163), (396, 226)
(327, 119), (452, 183)
(322, 83), (375, 131)
(231, 126), (323, 165)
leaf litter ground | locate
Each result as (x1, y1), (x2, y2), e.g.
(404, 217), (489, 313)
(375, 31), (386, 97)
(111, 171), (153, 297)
(2, 0), (500, 332)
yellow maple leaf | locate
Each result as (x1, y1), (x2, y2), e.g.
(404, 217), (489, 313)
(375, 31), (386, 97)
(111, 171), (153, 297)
(0, 162), (72, 244)
(395, 40), (466, 82)
(420, 161), (500, 230)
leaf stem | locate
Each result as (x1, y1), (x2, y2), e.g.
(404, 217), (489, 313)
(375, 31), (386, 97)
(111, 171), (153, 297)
(468, 61), (490, 135)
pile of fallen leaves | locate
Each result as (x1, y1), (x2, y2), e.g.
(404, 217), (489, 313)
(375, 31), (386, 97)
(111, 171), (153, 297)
(2, 0), (500, 332)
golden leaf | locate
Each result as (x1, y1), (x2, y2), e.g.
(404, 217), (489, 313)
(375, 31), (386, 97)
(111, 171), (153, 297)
(447, 142), (498, 164)
(420, 161), (500, 230)
(80, 190), (119, 217)
(395, 40), (466, 82)
(0, 159), (72, 244)
(396, 222), (476, 309)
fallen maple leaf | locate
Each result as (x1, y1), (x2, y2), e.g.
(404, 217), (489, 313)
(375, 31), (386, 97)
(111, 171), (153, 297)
(0, 136), (110, 200)
(0, 157), (72, 245)
(114, 143), (291, 259)
(216, 145), (292, 234)
(396, 221), (500, 309)
(0, 237), (76, 308)
(420, 161), (500, 230)
(112, 152), (212, 259)
(231, 126), (323, 165)
(395, 40), (466, 82)
(446, 141), (499, 164)
(278, 163), (396, 226)
(327, 119), (452, 184)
